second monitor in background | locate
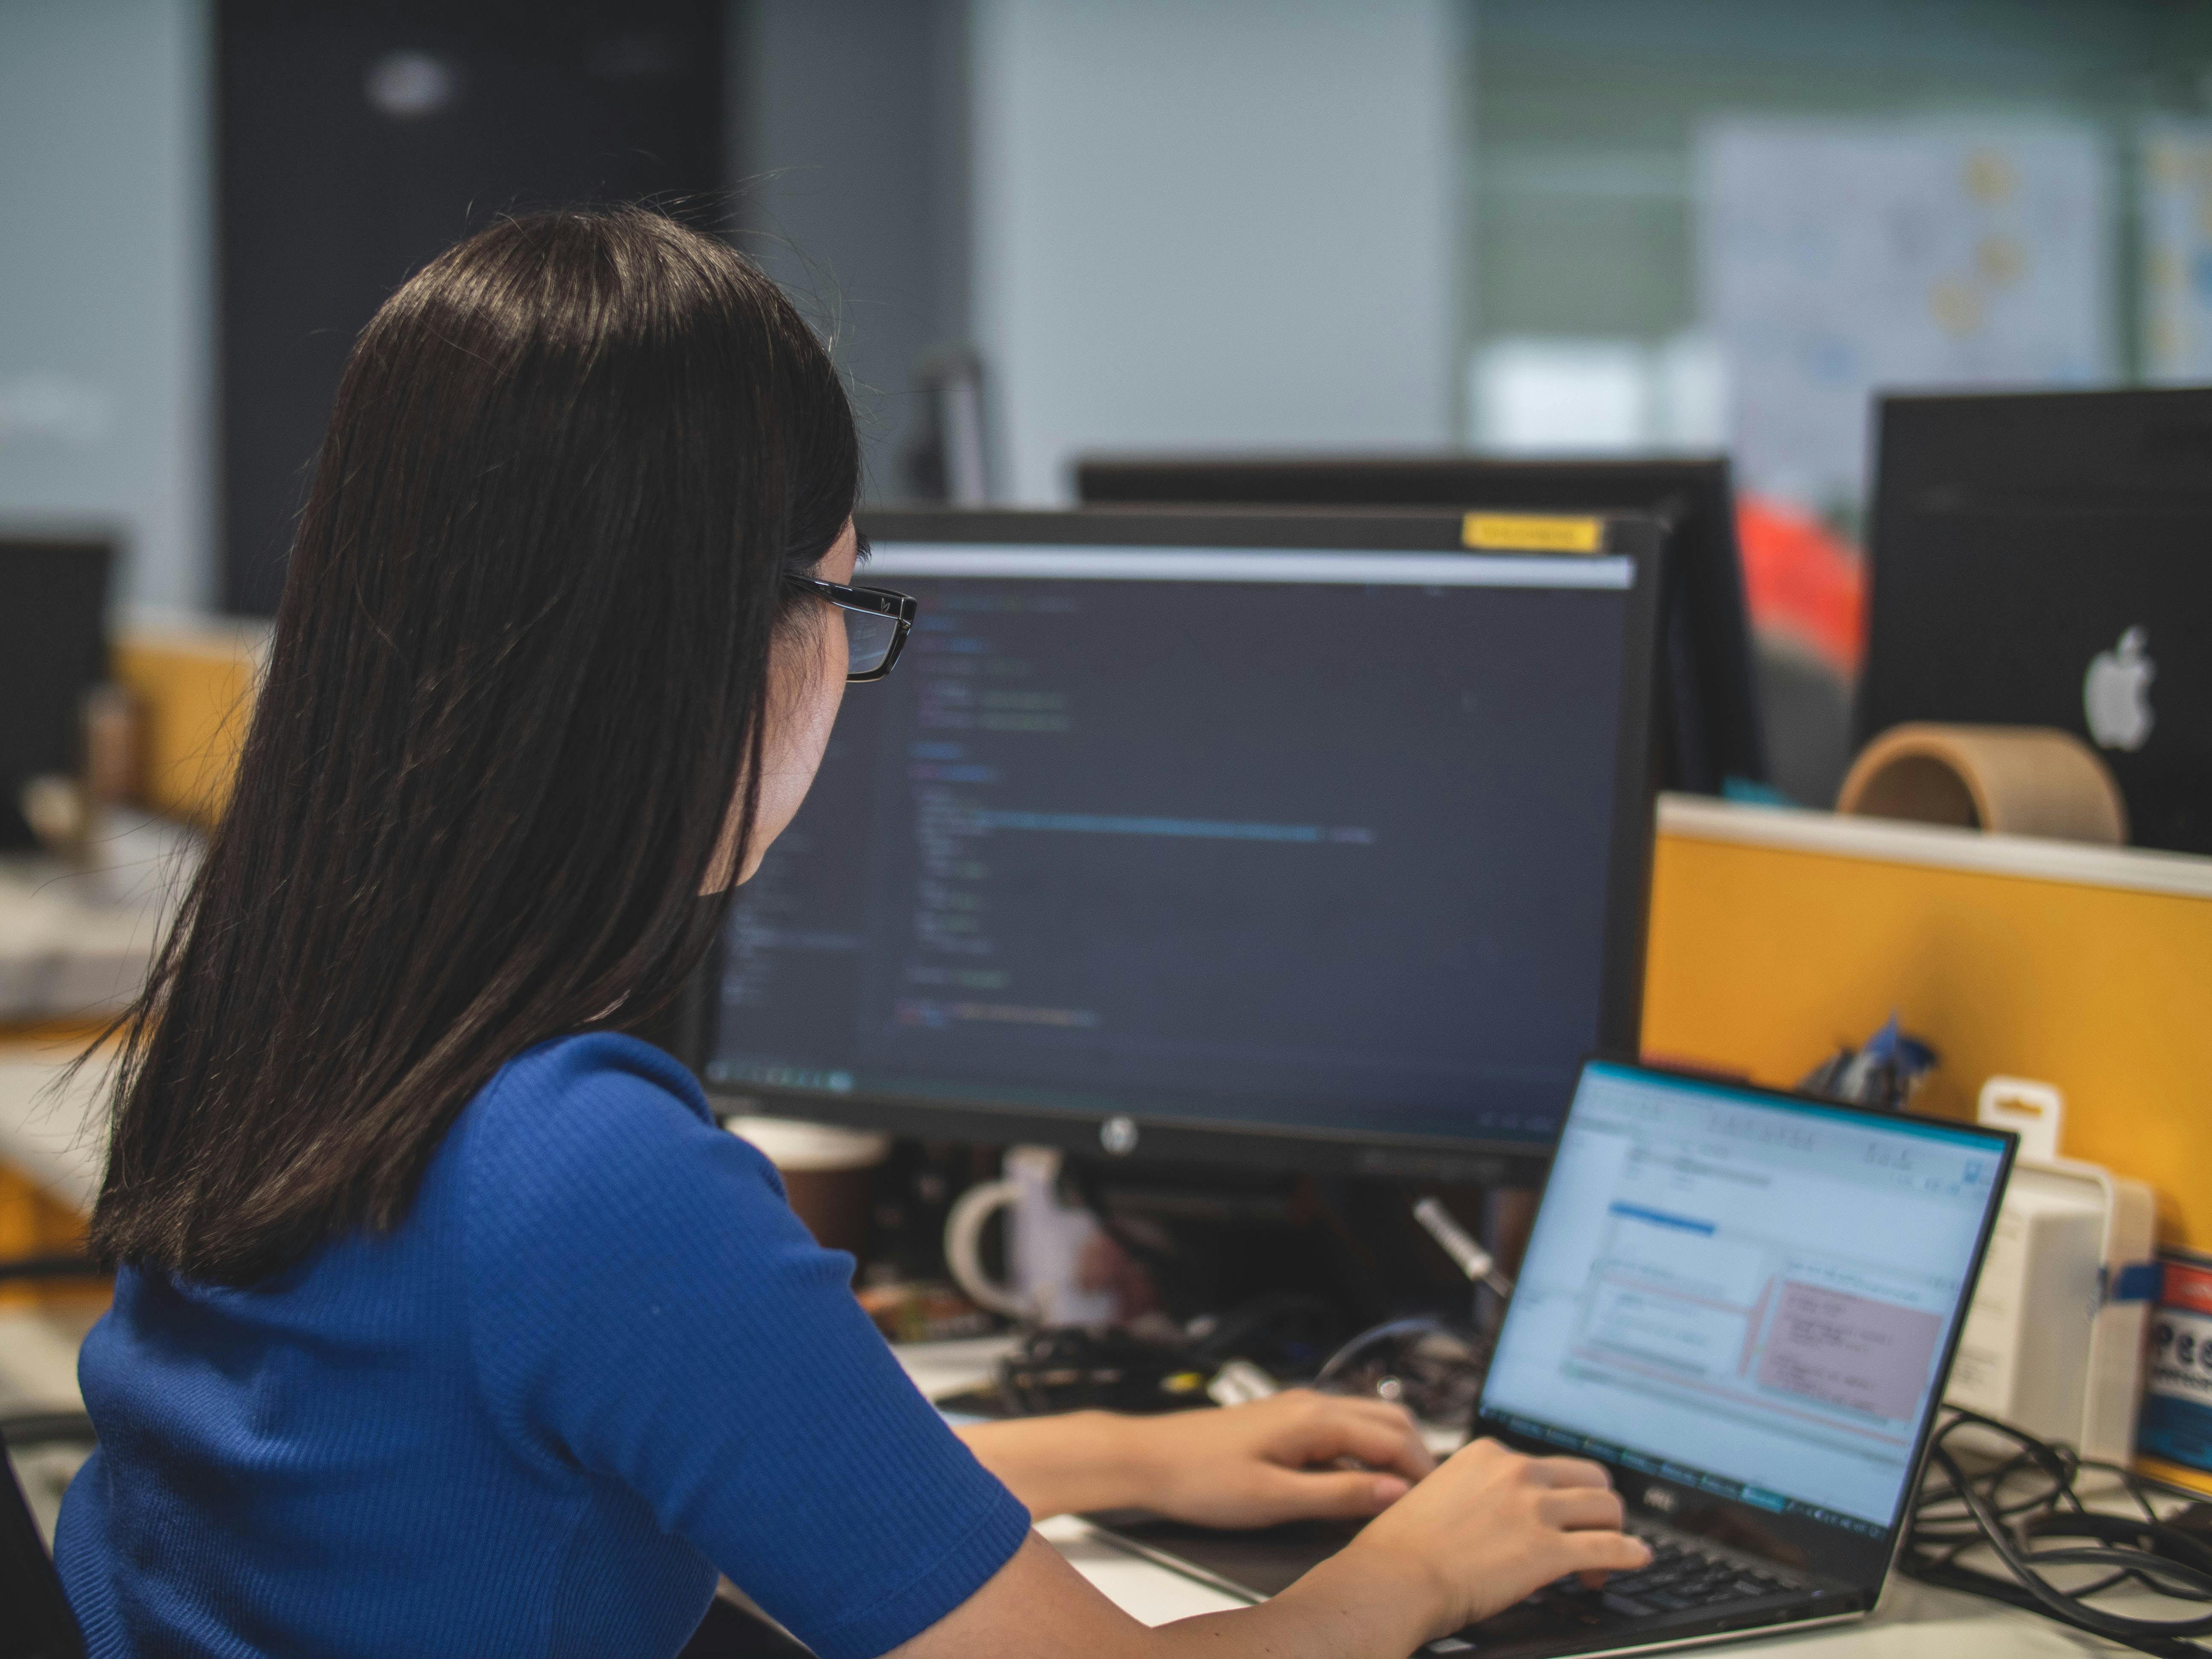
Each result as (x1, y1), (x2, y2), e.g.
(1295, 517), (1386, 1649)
(1074, 454), (1765, 800)
(0, 536), (113, 850)
(1864, 389), (2212, 856)
(695, 509), (1663, 1182)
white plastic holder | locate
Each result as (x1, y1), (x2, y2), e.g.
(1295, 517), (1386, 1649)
(1945, 1078), (2159, 1463)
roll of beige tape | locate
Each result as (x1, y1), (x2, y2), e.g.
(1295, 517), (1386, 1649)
(1837, 723), (2127, 844)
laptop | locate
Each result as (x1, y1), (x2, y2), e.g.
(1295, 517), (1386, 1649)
(1861, 388), (2212, 856)
(1090, 1059), (2016, 1656)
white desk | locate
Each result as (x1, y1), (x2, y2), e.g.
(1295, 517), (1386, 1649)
(0, 815), (199, 1025)
(894, 1339), (2139, 1655)
(0, 1047), (108, 1423)
(0, 1044), (106, 1214)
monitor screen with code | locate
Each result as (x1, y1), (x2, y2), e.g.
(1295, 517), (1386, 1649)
(706, 541), (1648, 1153)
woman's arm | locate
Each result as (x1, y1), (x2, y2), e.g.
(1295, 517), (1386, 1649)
(955, 1391), (1435, 1525)
(892, 1436), (1651, 1659)
(889, 1531), (1440, 1659)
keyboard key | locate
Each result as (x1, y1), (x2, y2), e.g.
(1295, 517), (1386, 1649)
(1601, 1592), (1654, 1618)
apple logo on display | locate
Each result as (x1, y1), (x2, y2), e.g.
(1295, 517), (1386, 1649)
(2083, 626), (2155, 752)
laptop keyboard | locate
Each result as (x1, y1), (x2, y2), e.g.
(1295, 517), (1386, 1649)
(1569, 1528), (1798, 1617)
(1422, 1528), (1806, 1653)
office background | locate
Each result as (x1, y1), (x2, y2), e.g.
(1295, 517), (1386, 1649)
(10, 0), (2212, 608)
(9, 6), (2212, 1640)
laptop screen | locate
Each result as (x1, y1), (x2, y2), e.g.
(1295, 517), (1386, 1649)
(1480, 1062), (2010, 1540)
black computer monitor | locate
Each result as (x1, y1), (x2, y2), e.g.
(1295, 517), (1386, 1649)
(1863, 390), (2212, 856)
(690, 508), (1663, 1181)
(1074, 454), (1764, 798)
(0, 536), (113, 850)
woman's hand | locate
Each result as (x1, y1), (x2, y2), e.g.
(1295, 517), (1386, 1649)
(956, 1391), (1432, 1526)
(1122, 1390), (1436, 1528)
(893, 1431), (1651, 1659)
(1309, 1436), (1652, 1642)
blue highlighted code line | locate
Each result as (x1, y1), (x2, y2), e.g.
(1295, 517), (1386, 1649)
(1608, 1202), (1716, 1235)
(978, 811), (1374, 845)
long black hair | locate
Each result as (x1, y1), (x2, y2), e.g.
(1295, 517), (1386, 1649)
(90, 207), (858, 1284)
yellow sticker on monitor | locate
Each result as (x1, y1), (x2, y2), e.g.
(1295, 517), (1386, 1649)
(1461, 513), (1605, 554)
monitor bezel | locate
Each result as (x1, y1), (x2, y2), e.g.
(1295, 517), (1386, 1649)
(1475, 1057), (2019, 1593)
(685, 506), (1665, 1180)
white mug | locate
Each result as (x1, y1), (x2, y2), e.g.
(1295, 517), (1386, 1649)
(943, 1146), (1118, 1327)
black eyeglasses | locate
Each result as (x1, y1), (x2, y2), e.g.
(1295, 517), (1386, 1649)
(787, 575), (917, 682)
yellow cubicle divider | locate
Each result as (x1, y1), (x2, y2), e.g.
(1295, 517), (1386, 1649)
(1642, 795), (2212, 1250)
(110, 617), (268, 826)
(0, 1161), (101, 1312)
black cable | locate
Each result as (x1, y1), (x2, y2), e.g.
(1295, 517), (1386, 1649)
(1902, 1407), (2212, 1655)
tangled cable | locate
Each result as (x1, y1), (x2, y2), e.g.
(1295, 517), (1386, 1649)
(1903, 1407), (2212, 1655)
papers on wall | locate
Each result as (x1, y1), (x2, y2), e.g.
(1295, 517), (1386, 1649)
(1696, 119), (2114, 515)
(2141, 124), (2212, 384)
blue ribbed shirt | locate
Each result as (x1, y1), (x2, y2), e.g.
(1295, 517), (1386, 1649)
(55, 1033), (1032, 1658)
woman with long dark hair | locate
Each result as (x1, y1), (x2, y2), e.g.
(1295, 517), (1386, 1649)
(55, 208), (1644, 1659)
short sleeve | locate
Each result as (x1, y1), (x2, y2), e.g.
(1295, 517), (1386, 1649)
(459, 1037), (1031, 1659)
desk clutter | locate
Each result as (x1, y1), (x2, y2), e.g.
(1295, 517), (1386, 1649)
(0, 547), (247, 1026)
(0, 811), (199, 1022)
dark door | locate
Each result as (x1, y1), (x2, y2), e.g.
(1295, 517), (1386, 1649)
(218, 0), (725, 614)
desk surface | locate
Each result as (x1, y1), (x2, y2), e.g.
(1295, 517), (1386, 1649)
(895, 1339), (2136, 1655)
(0, 1037), (108, 1212)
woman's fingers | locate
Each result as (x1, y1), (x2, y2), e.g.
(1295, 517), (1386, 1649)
(1522, 1454), (1613, 1490)
(1537, 1484), (1627, 1534)
(1269, 1393), (1435, 1476)
(1306, 1406), (1437, 1483)
(1556, 1526), (1654, 1575)
(1333, 1394), (1428, 1430)
(1254, 1464), (1413, 1520)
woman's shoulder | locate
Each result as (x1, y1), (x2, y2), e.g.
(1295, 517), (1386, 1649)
(448, 1031), (783, 1237)
(480, 1029), (711, 1124)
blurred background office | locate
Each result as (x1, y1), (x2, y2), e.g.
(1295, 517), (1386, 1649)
(7, 0), (2212, 803)
(11, 0), (2212, 1583)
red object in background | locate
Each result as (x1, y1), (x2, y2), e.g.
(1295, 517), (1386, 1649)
(1736, 495), (1866, 678)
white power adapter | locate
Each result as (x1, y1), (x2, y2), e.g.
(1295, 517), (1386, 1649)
(1945, 1078), (2158, 1463)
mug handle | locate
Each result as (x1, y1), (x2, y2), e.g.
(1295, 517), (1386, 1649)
(943, 1179), (1026, 1317)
